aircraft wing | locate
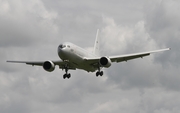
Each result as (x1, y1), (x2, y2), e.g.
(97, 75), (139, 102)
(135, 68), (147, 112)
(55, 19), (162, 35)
(110, 48), (170, 63)
(85, 48), (170, 65)
(6, 60), (76, 70)
(7, 60), (44, 66)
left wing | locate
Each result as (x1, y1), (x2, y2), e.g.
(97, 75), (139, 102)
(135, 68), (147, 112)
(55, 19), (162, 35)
(85, 48), (170, 65)
(110, 48), (170, 63)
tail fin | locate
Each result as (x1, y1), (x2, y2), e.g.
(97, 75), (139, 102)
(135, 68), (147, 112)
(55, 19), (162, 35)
(93, 29), (99, 55)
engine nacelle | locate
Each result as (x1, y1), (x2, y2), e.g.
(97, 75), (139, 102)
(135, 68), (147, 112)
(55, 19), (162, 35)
(99, 57), (111, 68)
(43, 60), (55, 72)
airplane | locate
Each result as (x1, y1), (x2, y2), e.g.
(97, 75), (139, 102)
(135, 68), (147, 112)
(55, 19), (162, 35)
(7, 29), (170, 79)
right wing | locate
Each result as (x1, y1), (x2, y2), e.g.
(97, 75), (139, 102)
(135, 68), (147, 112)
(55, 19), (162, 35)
(7, 60), (76, 70)
(7, 60), (44, 66)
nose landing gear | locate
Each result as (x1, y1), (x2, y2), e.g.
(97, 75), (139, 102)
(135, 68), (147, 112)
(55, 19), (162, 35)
(63, 65), (71, 79)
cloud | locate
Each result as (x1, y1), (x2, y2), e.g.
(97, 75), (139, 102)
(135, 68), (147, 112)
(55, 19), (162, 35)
(100, 16), (158, 55)
(144, 0), (180, 67)
(0, 0), (58, 47)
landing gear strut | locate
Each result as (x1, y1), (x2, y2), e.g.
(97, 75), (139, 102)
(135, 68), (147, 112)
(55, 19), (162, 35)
(63, 65), (71, 79)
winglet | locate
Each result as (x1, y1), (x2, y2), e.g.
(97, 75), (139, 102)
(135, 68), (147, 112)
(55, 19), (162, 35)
(93, 29), (99, 55)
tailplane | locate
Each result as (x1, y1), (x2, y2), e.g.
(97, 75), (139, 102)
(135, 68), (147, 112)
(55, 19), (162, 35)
(93, 29), (99, 56)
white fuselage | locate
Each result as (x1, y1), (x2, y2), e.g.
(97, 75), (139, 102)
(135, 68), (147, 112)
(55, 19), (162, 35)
(57, 42), (98, 72)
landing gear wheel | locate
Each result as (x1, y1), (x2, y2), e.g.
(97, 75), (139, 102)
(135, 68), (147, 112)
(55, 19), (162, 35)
(67, 73), (71, 79)
(100, 71), (103, 76)
(63, 73), (71, 79)
(96, 72), (100, 77)
(63, 74), (67, 79)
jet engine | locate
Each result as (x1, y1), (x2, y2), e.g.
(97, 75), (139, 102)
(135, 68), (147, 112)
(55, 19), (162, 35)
(43, 61), (55, 72)
(99, 57), (111, 68)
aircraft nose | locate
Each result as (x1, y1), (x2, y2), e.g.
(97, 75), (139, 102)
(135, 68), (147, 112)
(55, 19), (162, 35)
(58, 47), (68, 55)
(58, 44), (64, 52)
(58, 47), (64, 53)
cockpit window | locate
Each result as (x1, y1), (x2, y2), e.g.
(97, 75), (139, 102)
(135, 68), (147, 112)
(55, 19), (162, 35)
(59, 44), (66, 49)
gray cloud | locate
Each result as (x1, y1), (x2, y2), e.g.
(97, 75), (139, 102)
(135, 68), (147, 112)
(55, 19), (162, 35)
(1, 0), (180, 113)
(144, 0), (180, 66)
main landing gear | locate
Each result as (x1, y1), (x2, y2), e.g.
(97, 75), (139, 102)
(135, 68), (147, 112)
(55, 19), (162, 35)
(96, 66), (103, 77)
(63, 73), (71, 79)
(96, 71), (103, 77)
(62, 64), (104, 79)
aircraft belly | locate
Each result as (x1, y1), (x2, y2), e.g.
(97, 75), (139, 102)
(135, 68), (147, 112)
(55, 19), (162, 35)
(78, 63), (97, 72)
(69, 56), (97, 72)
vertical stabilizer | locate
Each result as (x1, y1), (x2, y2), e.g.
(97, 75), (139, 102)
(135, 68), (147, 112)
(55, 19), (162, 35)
(93, 29), (99, 55)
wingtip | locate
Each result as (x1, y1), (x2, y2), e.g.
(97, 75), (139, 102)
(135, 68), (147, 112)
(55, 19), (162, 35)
(163, 48), (171, 51)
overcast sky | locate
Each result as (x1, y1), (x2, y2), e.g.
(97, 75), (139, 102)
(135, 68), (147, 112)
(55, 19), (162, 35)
(0, 0), (180, 113)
